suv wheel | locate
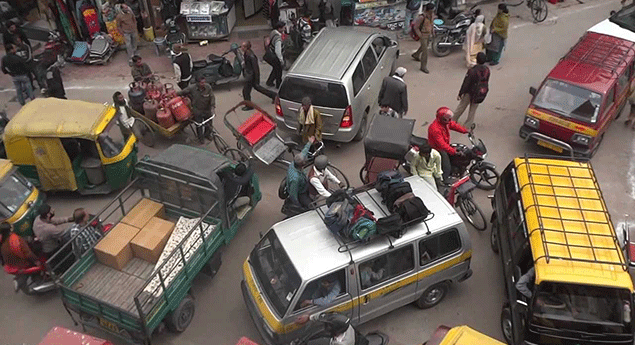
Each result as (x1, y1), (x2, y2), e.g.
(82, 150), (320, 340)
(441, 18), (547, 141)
(501, 307), (513, 343)
(490, 221), (499, 254)
(353, 114), (368, 142)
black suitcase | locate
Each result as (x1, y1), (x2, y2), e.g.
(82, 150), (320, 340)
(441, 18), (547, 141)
(376, 214), (403, 238)
(396, 196), (429, 223)
(384, 182), (413, 211)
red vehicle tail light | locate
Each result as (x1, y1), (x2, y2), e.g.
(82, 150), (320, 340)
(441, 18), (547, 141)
(340, 106), (353, 128)
(275, 97), (283, 118)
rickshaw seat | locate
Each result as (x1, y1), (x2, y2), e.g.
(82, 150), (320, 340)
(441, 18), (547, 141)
(238, 112), (276, 146)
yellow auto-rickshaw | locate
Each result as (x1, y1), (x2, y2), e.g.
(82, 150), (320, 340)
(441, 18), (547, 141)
(0, 159), (44, 236)
(3, 98), (137, 194)
(423, 325), (505, 345)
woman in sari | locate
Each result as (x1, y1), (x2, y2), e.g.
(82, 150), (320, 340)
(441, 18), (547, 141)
(486, 4), (510, 66)
(464, 15), (486, 68)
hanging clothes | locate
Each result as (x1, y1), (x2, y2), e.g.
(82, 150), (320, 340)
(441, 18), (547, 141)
(80, 2), (101, 38)
(54, 0), (78, 44)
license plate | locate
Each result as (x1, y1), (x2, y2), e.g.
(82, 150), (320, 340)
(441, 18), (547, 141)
(537, 140), (564, 153)
(99, 317), (119, 333)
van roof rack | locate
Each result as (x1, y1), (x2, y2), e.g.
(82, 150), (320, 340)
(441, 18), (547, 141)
(563, 33), (635, 78)
(516, 157), (627, 271)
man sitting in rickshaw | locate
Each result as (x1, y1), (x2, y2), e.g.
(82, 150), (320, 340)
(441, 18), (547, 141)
(286, 137), (315, 209)
(410, 142), (443, 191)
(308, 155), (346, 199)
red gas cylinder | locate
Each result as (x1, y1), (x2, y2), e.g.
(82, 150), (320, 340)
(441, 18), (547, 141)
(143, 99), (159, 122)
(164, 83), (177, 98)
(166, 96), (192, 121)
(156, 106), (175, 129)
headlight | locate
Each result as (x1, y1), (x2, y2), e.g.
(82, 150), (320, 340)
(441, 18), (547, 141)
(571, 133), (592, 146)
(524, 116), (539, 129)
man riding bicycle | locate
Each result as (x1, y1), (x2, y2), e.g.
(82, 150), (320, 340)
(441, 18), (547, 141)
(428, 107), (468, 181)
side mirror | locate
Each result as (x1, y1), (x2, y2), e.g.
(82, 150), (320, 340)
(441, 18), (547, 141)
(529, 87), (537, 96)
(470, 123), (476, 131)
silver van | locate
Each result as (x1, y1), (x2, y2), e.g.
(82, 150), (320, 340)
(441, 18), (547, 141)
(242, 176), (473, 345)
(274, 28), (400, 142)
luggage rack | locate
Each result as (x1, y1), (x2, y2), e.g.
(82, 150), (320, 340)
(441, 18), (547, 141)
(311, 185), (434, 254)
(516, 157), (627, 271)
(563, 33), (635, 78)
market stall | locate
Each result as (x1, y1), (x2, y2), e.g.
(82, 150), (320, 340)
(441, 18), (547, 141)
(353, 0), (405, 31)
(180, 0), (236, 40)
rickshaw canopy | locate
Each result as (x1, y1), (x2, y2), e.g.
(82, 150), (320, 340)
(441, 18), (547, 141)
(3, 98), (116, 142)
(0, 159), (13, 178)
(364, 115), (415, 160)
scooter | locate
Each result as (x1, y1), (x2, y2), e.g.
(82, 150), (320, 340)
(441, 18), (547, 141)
(191, 43), (243, 86)
(431, 5), (478, 57)
(448, 125), (499, 191)
(290, 312), (389, 345)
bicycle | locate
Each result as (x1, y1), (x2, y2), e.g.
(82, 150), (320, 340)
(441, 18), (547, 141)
(505, 0), (548, 23)
(189, 113), (233, 155)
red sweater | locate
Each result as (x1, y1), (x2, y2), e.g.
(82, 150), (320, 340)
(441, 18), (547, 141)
(428, 119), (468, 155)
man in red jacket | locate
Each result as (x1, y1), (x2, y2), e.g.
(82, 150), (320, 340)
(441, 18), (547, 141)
(428, 106), (468, 181)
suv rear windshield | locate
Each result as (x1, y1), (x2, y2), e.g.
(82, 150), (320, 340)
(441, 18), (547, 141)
(279, 77), (348, 109)
(533, 79), (602, 123)
(611, 4), (635, 32)
(249, 230), (301, 317)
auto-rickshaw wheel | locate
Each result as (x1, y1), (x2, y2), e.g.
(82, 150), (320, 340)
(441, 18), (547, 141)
(165, 295), (195, 333)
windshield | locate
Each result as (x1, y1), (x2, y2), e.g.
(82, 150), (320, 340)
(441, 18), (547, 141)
(610, 4), (635, 32)
(531, 282), (633, 335)
(98, 117), (127, 158)
(533, 79), (602, 123)
(0, 173), (32, 218)
(279, 77), (348, 109)
(249, 230), (302, 317)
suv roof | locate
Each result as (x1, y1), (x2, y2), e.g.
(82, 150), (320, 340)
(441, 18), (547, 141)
(272, 176), (464, 280)
(547, 31), (635, 94)
(513, 157), (633, 291)
(288, 28), (376, 81)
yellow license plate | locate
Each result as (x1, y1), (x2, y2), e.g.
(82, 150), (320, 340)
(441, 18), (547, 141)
(99, 317), (119, 333)
(537, 140), (564, 153)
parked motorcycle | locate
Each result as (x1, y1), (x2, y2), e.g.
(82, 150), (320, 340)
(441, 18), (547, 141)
(191, 43), (243, 86)
(431, 5), (478, 57)
(449, 125), (499, 190)
(290, 312), (389, 345)
(37, 30), (73, 68)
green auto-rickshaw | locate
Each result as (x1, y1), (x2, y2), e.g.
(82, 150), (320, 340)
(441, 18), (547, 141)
(0, 159), (45, 236)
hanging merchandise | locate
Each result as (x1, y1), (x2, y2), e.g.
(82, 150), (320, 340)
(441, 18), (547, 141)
(101, 2), (125, 45)
(86, 33), (115, 65)
(80, 2), (101, 37)
(55, 0), (78, 44)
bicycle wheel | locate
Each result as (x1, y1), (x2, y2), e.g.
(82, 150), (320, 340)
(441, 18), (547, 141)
(469, 164), (500, 191)
(211, 128), (230, 154)
(531, 0), (548, 22)
(132, 118), (156, 147)
(327, 164), (351, 190)
(457, 194), (487, 231)
(223, 148), (250, 162)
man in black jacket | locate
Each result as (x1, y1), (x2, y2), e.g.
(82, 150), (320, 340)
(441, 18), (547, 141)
(378, 66), (408, 117)
(172, 44), (193, 89)
(241, 41), (276, 111)
(3, 21), (29, 50)
(453, 52), (490, 127)
(1, 43), (35, 106)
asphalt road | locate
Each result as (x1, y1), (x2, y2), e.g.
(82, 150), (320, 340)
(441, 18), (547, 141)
(1, 1), (634, 344)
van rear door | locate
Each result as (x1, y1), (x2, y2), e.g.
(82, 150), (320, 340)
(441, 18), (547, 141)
(278, 77), (348, 135)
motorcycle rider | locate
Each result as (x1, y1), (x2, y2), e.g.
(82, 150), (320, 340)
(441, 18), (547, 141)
(287, 136), (316, 209)
(308, 155), (345, 199)
(32, 204), (74, 257)
(428, 106), (468, 181)
(0, 222), (40, 269)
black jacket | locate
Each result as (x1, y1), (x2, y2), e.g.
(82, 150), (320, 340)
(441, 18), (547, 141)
(243, 49), (260, 83)
(378, 75), (408, 115)
(173, 52), (192, 82)
(3, 28), (30, 49)
(459, 64), (490, 98)
(1, 53), (29, 76)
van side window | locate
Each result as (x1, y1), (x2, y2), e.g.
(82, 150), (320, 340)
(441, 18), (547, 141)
(371, 37), (386, 59)
(618, 71), (629, 96)
(605, 86), (615, 110)
(419, 230), (461, 266)
(359, 245), (414, 290)
(508, 200), (527, 255)
(352, 63), (365, 95)
(362, 47), (377, 77)
(294, 269), (347, 311)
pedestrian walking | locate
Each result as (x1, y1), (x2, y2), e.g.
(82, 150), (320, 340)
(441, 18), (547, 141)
(625, 89), (635, 129)
(486, 4), (509, 66)
(177, 76), (215, 143)
(265, 21), (285, 88)
(116, 4), (138, 63)
(44, 62), (66, 99)
(411, 3), (434, 74)
(403, 0), (421, 35)
(378, 67), (408, 117)
(465, 15), (486, 68)
(241, 41), (277, 110)
(130, 55), (153, 82)
(453, 52), (490, 128)
(3, 21), (30, 51)
(2, 43), (35, 106)
(13, 36), (40, 89)
(319, 0), (336, 27)
(298, 96), (323, 143)
(172, 44), (193, 90)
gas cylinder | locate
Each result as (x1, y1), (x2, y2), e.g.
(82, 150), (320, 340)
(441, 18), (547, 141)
(164, 83), (176, 98)
(146, 81), (163, 101)
(165, 96), (191, 121)
(128, 82), (146, 114)
(156, 106), (175, 129)
(143, 99), (159, 122)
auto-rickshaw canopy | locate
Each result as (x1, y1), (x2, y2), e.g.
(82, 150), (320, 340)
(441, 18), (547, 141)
(3, 98), (116, 142)
(0, 159), (13, 178)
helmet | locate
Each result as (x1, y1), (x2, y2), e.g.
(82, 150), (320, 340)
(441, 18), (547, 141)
(436, 106), (453, 120)
(314, 155), (328, 170)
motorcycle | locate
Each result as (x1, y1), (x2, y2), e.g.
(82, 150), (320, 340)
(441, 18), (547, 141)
(191, 43), (243, 86)
(449, 125), (499, 191)
(36, 30), (73, 68)
(431, 5), (478, 57)
(290, 312), (389, 345)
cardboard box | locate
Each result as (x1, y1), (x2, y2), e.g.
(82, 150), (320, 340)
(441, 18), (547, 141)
(130, 217), (175, 263)
(94, 223), (142, 270)
(121, 198), (165, 229)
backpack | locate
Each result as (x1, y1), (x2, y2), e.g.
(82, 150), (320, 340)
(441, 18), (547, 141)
(470, 66), (490, 104)
(347, 218), (377, 241)
(384, 182), (413, 211)
(351, 204), (376, 224)
(406, 0), (422, 11)
(409, 15), (425, 41)
(263, 34), (278, 65)
(376, 171), (403, 193)
(324, 199), (353, 235)
(396, 196), (429, 223)
(376, 214), (403, 238)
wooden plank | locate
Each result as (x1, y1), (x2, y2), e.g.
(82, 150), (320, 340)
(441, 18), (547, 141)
(98, 271), (137, 305)
(89, 267), (127, 302)
(121, 258), (141, 276)
(110, 275), (142, 308)
(78, 264), (119, 297)
(73, 264), (105, 294)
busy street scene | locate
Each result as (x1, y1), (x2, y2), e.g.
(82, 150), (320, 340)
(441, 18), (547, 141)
(1, 0), (635, 344)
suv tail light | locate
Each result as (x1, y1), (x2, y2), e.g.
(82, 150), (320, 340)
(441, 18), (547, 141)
(340, 106), (353, 128)
(275, 97), (283, 118)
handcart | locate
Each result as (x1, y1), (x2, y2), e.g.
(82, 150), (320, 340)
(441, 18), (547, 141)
(360, 115), (426, 184)
(127, 106), (189, 145)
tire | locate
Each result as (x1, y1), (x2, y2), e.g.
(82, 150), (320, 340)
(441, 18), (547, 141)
(415, 282), (448, 309)
(223, 148), (250, 162)
(165, 295), (195, 333)
(327, 164), (350, 189)
(278, 177), (288, 199)
(353, 114), (368, 142)
(132, 118), (156, 147)
(431, 34), (452, 57)
(501, 307), (513, 344)
(490, 220), (499, 254)
(212, 129), (230, 154)
(469, 164), (500, 191)
(531, 0), (548, 22)
(458, 195), (487, 231)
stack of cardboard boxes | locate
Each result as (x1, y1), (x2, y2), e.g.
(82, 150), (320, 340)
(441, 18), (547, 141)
(94, 199), (175, 270)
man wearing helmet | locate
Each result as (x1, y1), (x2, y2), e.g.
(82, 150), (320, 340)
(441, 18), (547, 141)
(308, 155), (346, 198)
(428, 107), (469, 181)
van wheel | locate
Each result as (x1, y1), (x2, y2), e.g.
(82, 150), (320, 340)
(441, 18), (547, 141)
(501, 307), (513, 344)
(353, 115), (368, 141)
(490, 221), (499, 254)
(165, 295), (195, 333)
(415, 282), (448, 309)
